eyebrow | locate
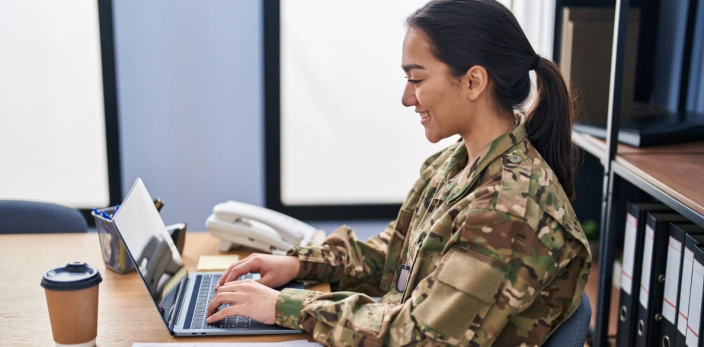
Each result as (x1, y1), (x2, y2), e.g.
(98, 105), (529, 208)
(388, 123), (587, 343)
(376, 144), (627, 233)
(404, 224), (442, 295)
(402, 64), (425, 72)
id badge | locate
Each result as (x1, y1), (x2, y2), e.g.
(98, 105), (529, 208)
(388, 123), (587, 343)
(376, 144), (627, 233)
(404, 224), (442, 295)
(396, 264), (411, 293)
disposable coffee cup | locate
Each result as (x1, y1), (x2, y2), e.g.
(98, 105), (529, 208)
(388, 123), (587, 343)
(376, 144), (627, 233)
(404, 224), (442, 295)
(41, 262), (102, 347)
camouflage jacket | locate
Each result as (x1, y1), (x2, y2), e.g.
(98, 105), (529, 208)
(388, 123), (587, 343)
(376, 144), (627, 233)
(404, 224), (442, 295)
(275, 114), (592, 346)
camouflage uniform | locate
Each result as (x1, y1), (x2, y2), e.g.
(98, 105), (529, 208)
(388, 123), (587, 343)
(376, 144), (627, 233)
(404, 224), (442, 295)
(275, 114), (592, 346)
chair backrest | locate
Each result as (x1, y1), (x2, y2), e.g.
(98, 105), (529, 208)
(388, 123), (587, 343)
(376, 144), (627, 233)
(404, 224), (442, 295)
(0, 200), (88, 234)
(543, 292), (592, 347)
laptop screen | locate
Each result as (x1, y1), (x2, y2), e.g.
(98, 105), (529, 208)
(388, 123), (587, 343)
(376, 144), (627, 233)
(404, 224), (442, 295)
(113, 178), (188, 328)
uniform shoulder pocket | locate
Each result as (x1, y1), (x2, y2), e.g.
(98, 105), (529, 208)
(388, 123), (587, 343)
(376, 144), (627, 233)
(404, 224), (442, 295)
(496, 150), (532, 219)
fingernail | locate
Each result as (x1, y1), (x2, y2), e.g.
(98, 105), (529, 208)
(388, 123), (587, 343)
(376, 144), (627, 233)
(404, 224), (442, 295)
(206, 317), (212, 323)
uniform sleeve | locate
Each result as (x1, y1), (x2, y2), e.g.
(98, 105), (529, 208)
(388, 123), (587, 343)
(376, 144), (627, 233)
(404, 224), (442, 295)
(286, 222), (394, 293)
(274, 209), (573, 346)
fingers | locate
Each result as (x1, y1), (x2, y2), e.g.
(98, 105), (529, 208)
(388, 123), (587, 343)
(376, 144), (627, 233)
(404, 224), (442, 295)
(206, 303), (239, 324)
(206, 280), (278, 326)
(241, 255), (300, 289)
(215, 253), (298, 290)
(254, 271), (277, 288)
(206, 284), (243, 318)
(206, 280), (259, 322)
(216, 254), (260, 289)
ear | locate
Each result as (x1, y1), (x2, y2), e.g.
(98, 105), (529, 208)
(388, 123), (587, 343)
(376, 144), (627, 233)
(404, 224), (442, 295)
(463, 65), (489, 101)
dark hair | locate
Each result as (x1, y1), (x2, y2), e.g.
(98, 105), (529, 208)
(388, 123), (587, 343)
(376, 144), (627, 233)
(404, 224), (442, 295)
(406, 0), (577, 199)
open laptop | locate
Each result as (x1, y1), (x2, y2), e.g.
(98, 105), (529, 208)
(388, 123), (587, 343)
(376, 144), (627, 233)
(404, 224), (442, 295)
(112, 177), (303, 336)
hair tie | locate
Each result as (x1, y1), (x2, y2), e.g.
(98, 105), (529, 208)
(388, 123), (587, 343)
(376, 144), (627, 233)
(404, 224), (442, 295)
(530, 54), (541, 71)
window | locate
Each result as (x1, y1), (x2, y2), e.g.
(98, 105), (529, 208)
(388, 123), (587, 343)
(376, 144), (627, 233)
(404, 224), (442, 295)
(0, 0), (121, 214)
(265, 0), (555, 220)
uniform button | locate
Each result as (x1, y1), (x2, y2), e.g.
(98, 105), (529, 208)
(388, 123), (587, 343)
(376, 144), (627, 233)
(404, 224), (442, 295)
(509, 154), (522, 164)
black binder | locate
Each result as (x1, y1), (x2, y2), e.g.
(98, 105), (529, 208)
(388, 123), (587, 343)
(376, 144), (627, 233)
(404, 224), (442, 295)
(684, 244), (704, 347)
(675, 233), (704, 347)
(617, 202), (673, 347)
(634, 212), (689, 347)
(659, 223), (703, 347)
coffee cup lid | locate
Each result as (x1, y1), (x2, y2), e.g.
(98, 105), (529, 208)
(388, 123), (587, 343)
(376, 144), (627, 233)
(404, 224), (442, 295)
(41, 262), (103, 291)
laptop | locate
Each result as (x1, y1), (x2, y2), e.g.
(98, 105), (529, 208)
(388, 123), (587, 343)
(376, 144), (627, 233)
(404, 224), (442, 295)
(112, 177), (303, 336)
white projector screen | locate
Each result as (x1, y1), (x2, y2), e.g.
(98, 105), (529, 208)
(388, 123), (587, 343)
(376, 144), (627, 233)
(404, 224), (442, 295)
(0, 0), (111, 208)
(280, 0), (458, 206)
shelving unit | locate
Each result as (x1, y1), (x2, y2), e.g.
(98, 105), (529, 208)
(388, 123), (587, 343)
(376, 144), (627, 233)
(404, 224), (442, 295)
(573, 135), (704, 346)
(568, 0), (704, 345)
(590, 144), (704, 347)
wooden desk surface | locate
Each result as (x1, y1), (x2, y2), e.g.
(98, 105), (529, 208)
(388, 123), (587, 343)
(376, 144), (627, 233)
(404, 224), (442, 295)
(0, 232), (327, 346)
(572, 132), (704, 216)
(616, 152), (704, 216)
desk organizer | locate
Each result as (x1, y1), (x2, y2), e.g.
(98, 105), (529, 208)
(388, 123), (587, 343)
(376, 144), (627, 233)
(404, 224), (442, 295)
(92, 207), (134, 274)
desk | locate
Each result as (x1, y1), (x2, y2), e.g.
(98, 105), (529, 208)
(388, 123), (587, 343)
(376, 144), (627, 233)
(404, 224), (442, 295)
(0, 232), (328, 346)
(571, 132), (704, 221)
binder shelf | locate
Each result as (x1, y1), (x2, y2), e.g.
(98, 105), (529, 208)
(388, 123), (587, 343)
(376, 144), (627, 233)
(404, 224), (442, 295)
(571, 136), (704, 347)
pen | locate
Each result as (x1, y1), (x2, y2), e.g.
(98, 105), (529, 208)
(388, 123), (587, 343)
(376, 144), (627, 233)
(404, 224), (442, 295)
(154, 199), (164, 212)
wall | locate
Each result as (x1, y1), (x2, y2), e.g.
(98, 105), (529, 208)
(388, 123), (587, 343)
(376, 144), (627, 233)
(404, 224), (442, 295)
(113, 0), (387, 240)
(113, 0), (264, 229)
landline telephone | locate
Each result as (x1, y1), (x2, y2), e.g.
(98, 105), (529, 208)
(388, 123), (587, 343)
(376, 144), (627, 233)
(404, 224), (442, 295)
(205, 201), (326, 254)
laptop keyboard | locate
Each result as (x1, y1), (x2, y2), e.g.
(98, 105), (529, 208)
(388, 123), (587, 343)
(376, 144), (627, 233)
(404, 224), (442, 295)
(188, 272), (259, 329)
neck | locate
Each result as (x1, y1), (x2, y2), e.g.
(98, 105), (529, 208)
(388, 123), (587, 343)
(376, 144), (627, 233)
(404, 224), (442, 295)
(460, 107), (515, 164)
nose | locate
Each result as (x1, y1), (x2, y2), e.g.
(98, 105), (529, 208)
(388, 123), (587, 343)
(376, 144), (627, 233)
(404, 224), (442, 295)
(401, 82), (417, 107)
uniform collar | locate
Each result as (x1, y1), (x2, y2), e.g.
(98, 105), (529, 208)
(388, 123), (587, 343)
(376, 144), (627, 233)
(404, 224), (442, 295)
(441, 113), (527, 202)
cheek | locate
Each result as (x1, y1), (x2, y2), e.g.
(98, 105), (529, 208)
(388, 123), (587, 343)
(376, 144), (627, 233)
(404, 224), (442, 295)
(416, 88), (443, 115)
(415, 88), (434, 109)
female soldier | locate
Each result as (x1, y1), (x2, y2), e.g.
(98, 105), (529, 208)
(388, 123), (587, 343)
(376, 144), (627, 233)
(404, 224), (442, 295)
(207, 0), (591, 345)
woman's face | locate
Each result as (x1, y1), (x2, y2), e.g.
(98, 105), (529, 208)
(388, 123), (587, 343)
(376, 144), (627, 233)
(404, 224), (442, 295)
(401, 28), (471, 143)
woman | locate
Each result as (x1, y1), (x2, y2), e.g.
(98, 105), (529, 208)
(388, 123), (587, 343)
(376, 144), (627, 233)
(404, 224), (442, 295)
(207, 0), (591, 345)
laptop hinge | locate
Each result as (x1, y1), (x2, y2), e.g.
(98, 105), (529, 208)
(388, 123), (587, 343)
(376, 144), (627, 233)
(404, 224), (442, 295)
(169, 275), (189, 333)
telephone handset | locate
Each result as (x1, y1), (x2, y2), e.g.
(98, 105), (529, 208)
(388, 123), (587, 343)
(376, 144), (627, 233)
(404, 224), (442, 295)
(205, 201), (325, 254)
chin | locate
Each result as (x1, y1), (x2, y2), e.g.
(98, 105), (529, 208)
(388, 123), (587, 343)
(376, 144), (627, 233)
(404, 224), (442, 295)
(424, 131), (443, 144)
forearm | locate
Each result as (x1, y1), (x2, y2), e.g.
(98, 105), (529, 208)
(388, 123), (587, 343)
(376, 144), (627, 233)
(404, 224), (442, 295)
(287, 223), (392, 287)
(274, 287), (472, 347)
(275, 288), (386, 346)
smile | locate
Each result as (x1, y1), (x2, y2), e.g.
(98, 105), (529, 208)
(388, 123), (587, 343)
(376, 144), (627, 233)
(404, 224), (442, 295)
(420, 112), (430, 120)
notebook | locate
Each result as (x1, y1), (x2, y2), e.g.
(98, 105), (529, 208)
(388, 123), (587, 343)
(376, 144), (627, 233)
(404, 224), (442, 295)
(112, 178), (303, 336)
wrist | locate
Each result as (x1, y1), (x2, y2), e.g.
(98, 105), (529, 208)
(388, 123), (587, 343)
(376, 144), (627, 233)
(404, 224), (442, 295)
(285, 247), (307, 278)
(284, 255), (301, 279)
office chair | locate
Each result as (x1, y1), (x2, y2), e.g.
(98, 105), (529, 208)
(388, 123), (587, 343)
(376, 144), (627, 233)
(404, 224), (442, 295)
(0, 200), (88, 234)
(543, 292), (592, 347)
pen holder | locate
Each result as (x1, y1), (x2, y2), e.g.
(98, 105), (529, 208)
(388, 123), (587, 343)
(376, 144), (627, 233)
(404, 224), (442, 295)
(92, 207), (135, 274)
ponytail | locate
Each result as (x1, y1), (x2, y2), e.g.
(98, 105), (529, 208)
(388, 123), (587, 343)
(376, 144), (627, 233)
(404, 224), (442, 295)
(527, 58), (577, 199)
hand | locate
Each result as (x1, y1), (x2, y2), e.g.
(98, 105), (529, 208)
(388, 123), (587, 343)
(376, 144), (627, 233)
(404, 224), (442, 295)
(215, 253), (300, 290)
(206, 279), (279, 325)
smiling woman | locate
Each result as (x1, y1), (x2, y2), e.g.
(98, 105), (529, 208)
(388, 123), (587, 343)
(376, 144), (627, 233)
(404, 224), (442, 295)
(216, 1), (590, 346)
